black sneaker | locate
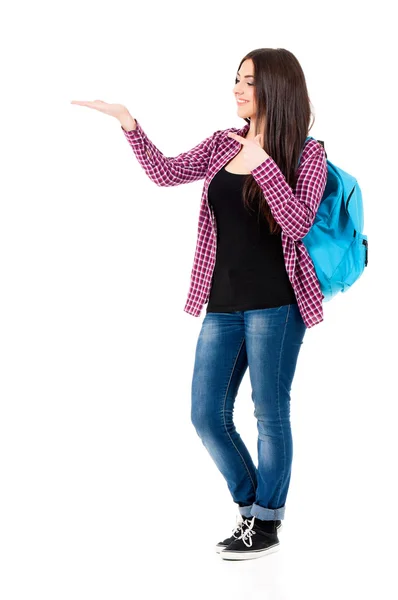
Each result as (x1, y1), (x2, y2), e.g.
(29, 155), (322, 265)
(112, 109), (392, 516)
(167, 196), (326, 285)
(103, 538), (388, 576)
(215, 514), (282, 553)
(220, 516), (280, 561)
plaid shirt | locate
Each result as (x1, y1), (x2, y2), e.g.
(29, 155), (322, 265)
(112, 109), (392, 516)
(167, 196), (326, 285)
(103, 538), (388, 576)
(122, 119), (328, 328)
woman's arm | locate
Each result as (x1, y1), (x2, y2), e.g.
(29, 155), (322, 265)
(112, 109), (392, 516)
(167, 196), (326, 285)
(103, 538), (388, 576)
(70, 100), (219, 187)
(121, 118), (222, 187)
(250, 141), (328, 241)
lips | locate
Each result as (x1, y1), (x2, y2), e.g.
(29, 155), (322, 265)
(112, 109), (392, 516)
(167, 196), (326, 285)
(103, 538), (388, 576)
(237, 99), (249, 104)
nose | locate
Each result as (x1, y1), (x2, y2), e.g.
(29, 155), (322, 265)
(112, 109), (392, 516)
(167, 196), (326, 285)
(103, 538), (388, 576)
(233, 81), (243, 94)
(234, 92), (245, 101)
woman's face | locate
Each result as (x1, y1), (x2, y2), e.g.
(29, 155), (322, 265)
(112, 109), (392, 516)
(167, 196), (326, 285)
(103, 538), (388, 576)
(233, 58), (256, 119)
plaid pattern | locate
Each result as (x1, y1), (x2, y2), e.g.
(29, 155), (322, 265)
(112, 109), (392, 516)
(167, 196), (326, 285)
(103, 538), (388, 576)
(122, 119), (328, 328)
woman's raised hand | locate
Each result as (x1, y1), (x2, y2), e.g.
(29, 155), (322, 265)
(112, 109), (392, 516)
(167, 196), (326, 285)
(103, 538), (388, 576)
(70, 99), (128, 120)
(70, 99), (137, 131)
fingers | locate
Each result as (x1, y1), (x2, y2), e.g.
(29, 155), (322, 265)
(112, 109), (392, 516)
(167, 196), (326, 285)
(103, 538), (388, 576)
(228, 131), (263, 146)
(70, 100), (104, 108)
(227, 132), (245, 143)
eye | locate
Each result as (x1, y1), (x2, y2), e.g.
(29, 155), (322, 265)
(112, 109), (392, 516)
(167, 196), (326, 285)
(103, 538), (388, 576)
(235, 78), (254, 86)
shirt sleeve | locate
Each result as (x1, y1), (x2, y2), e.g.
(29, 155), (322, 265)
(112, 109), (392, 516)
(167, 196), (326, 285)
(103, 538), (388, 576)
(121, 119), (221, 187)
(250, 141), (328, 241)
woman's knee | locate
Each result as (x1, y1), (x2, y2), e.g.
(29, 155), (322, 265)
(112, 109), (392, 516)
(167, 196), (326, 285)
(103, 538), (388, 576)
(190, 398), (211, 436)
(190, 393), (224, 439)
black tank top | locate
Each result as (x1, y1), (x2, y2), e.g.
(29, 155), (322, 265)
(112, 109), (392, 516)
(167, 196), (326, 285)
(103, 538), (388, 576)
(206, 166), (297, 313)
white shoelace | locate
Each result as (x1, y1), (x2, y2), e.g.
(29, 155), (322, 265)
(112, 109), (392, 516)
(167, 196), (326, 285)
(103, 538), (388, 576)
(232, 515), (246, 537)
(239, 517), (256, 547)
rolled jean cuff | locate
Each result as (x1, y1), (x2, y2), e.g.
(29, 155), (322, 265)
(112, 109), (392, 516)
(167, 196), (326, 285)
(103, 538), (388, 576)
(250, 502), (286, 520)
(238, 505), (253, 518)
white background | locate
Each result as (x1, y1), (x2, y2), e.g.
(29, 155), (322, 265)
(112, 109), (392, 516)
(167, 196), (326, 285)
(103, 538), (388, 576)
(0, 1), (396, 598)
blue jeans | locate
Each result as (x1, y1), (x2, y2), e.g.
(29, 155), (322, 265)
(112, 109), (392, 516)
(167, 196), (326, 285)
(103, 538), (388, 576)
(191, 304), (306, 520)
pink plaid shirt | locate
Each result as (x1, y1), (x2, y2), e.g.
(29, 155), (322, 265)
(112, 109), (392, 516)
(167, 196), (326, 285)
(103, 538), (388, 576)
(122, 119), (328, 328)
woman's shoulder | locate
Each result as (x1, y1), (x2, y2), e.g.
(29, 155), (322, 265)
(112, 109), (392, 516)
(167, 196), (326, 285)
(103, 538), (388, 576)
(302, 137), (326, 160)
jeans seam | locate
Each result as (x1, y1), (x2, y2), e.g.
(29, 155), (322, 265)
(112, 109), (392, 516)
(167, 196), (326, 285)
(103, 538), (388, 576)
(222, 336), (257, 494)
(275, 303), (290, 506)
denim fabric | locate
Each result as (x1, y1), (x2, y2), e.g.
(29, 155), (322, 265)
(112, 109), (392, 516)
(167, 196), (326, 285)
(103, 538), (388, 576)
(191, 304), (306, 520)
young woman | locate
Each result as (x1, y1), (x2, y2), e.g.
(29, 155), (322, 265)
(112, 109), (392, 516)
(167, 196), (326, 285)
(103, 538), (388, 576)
(71, 47), (328, 562)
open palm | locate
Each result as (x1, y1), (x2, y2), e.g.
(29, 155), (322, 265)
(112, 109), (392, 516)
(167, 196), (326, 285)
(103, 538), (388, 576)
(70, 99), (127, 120)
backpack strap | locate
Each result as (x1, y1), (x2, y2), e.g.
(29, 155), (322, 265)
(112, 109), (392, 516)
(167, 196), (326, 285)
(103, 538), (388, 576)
(317, 139), (327, 158)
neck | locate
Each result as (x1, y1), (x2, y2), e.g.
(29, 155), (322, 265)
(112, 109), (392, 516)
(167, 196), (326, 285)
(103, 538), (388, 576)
(245, 117), (264, 141)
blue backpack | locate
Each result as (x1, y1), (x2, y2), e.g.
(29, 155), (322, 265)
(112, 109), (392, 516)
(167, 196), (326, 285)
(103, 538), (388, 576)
(299, 137), (368, 302)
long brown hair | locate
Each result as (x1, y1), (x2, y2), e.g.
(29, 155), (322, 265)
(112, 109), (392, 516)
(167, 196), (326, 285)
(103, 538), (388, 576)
(239, 48), (315, 234)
